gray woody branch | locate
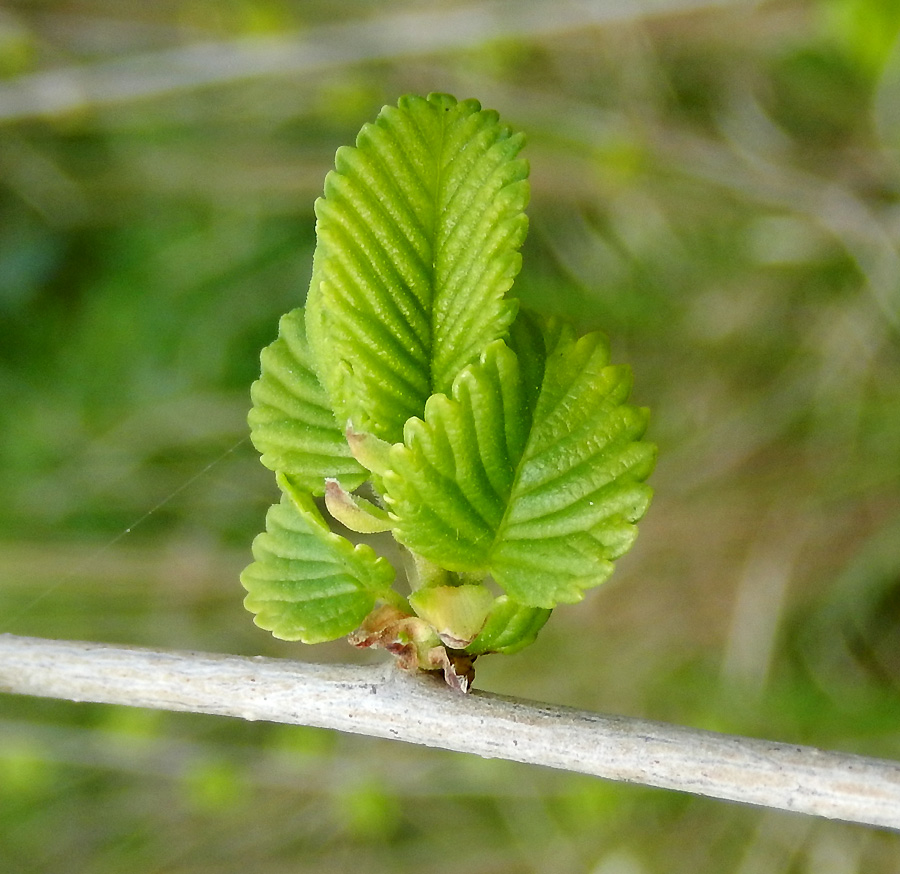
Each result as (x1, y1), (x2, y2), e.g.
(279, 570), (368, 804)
(1, 634), (898, 830)
(0, 0), (749, 123)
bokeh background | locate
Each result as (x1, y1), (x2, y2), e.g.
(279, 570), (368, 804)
(2, 0), (900, 871)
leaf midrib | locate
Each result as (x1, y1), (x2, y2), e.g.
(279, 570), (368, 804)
(484, 341), (592, 565)
(425, 104), (451, 399)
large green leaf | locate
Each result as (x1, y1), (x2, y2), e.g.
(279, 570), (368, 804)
(241, 475), (395, 642)
(305, 93), (529, 444)
(248, 307), (366, 494)
(385, 330), (656, 608)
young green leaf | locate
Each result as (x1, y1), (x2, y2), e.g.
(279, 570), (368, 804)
(466, 597), (552, 656)
(385, 331), (656, 608)
(305, 92), (529, 443)
(241, 475), (396, 643)
(248, 307), (366, 494)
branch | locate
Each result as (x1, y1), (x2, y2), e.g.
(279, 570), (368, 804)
(0, 0), (749, 123)
(1, 635), (898, 829)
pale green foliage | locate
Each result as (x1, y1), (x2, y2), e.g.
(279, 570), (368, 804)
(466, 597), (552, 656)
(385, 330), (656, 608)
(242, 93), (655, 674)
(242, 475), (395, 642)
(305, 93), (528, 443)
(248, 308), (366, 494)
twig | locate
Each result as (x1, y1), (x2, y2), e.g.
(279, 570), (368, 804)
(1, 634), (898, 830)
(0, 0), (753, 122)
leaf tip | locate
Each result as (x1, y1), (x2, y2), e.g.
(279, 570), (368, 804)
(345, 424), (394, 477)
(324, 477), (393, 534)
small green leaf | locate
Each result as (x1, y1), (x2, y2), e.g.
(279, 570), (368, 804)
(248, 307), (366, 494)
(241, 475), (395, 642)
(306, 92), (529, 443)
(385, 330), (656, 608)
(466, 597), (552, 655)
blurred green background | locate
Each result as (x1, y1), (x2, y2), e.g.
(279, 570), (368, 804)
(2, 0), (900, 871)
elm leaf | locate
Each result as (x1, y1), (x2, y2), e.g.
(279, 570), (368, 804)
(385, 330), (656, 609)
(466, 597), (552, 656)
(248, 307), (366, 495)
(305, 92), (529, 443)
(241, 475), (395, 643)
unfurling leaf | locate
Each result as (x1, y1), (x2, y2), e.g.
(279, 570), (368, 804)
(248, 307), (366, 494)
(385, 328), (656, 608)
(241, 475), (395, 643)
(324, 478), (393, 533)
(467, 597), (552, 656)
(305, 93), (529, 443)
(408, 584), (495, 647)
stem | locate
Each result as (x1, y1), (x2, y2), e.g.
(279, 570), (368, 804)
(1, 633), (898, 830)
(0, 0), (749, 124)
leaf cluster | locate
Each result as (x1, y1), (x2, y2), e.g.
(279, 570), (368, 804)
(241, 94), (655, 686)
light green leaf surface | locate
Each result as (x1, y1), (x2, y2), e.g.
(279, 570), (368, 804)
(305, 93), (529, 443)
(466, 597), (552, 656)
(241, 475), (395, 643)
(386, 331), (656, 608)
(248, 307), (366, 494)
